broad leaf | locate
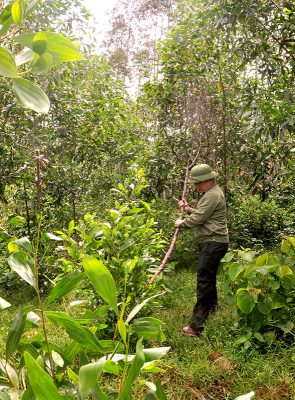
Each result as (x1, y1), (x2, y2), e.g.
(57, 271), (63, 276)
(15, 47), (34, 66)
(12, 77), (50, 113)
(24, 352), (64, 400)
(82, 256), (118, 313)
(32, 32), (47, 55)
(14, 31), (83, 65)
(47, 271), (84, 304)
(0, 46), (18, 77)
(228, 263), (244, 281)
(131, 317), (166, 341)
(9, 236), (32, 252)
(46, 311), (103, 352)
(31, 52), (53, 74)
(276, 265), (293, 278)
(7, 251), (37, 289)
(236, 290), (256, 314)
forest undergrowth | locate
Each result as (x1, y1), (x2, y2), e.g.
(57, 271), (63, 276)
(153, 268), (295, 400)
(1, 267), (294, 400)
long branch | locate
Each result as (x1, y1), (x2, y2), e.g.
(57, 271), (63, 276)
(147, 160), (191, 285)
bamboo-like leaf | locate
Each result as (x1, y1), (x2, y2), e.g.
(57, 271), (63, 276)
(79, 360), (105, 393)
(0, 16), (13, 37)
(0, 297), (11, 310)
(118, 339), (145, 400)
(14, 31), (83, 65)
(126, 293), (162, 324)
(24, 352), (64, 400)
(0, 358), (19, 388)
(117, 318), (127, 344)
(0, 46), (18, 77)
(7, 251), (37, 289)
(82, 256), (118, 313)
(6, 309), (27, 359)
(47, 271), (84, 304)
(46, 311), (103, 352)
(12, 77), (50, 113)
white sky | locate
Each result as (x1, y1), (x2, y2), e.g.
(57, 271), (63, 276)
(83, 0), (118, 33)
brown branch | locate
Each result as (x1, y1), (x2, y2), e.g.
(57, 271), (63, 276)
(147, 160), (191, 285)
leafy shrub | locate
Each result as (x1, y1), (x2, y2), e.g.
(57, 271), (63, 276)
(223, 237), (295, 348)
(228, 195), (290, 249)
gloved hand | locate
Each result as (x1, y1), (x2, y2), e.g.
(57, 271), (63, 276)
(178, 198), (190, 211)
(175, 218), (185, 228)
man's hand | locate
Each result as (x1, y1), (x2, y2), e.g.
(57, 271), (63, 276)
(178, 198), (190, 211)
(175, 218), (185, 228)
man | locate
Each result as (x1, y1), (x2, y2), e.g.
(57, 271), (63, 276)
(175, 164), (229, 337)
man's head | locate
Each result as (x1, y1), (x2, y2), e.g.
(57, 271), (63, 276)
(189, 164), (218, 193)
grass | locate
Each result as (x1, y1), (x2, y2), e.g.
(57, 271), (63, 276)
(1, 268), (295, 399)
(153, 267), (295, 400)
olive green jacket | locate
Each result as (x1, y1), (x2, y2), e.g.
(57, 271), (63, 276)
(182, 183), (229, 244)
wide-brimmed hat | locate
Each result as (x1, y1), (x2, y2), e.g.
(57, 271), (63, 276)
(189, 164), (218, 183)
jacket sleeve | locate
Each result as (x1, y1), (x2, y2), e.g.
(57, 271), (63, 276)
(182, 192), (220, 228)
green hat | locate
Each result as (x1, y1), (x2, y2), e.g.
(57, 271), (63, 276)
(189, 164), (218, 183)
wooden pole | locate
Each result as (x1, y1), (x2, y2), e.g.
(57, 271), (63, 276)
(147, 161), (191, 285)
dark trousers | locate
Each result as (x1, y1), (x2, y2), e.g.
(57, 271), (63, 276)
(190, 241), (228, 333)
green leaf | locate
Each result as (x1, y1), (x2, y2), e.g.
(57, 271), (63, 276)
(32, 32), (47, 55)
(143, 347), (170, 362)
(126, 293), (162, 324)
(257, 297), (273, 315)
(0, 46), (18, 77)
(15, 47), (34, 66)
(0, 16), (13, 37)
(0, 359), (19, 388)
(118, 318), (127, 344)
(46, 311), (103, 352)
(24, 352), (64, 400)
(42, 232), (64, 241)
(11, 0), (24, 25)
(6, 309), (27, 359)
(154, 380), (168, 400)
(0, 228), (11, 242)
(79, 360), (105, 392)
(12, 77), (50, 113)
(8, 215), (26, 227)
(236, 290), (256, 314)
(254, 332), (265, 342)
(9, 236), (32, 252)
(82, 256), (118, 314)
(118, 339), (145, 400)
(7, 251), (37, 289)
(131, 317), (166, 342)
(31, 52), (53, 74)
(228, 263), (244, 281)
(47, 271), (84, 304)
(276, 265), (293, 278)
(14, 31), (83, 66)
(0, 297), (11, 310)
